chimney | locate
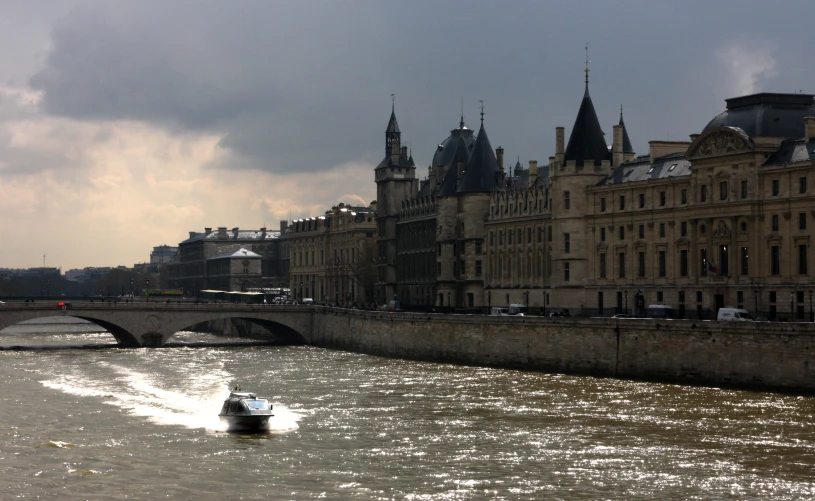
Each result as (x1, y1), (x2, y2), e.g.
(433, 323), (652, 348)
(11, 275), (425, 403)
(496, 147), (504, 172)
(204, 227), (212, 235)
(260, 227), (267, 239)
(400, 145), (408, 160)
(189, 231), (196, 239)
(612, 125), (623, 167)
(649, 141), (691, 163)
(279, 220), (288, 232)
(806, 117), (815, 141)
(232, 227), (239, 239)
(218, 227), (228, 239)
(555, 127), (565, 164)
(529, 160), (538, 187)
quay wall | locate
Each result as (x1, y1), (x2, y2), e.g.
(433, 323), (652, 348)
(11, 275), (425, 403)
(310, 308), (815, 393)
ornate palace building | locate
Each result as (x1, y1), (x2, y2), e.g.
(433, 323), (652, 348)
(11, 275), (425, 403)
(376, 78), (815, 318)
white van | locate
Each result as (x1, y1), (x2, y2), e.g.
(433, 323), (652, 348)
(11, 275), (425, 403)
(717, 308), (753, 321)
(490, 307), (509, 316)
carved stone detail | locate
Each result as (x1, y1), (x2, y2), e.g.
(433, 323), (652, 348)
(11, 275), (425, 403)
(668, 221), (676, 227)
(697, 131), (750, 156)
(712, 220), (731, 238)
(783, 212), (791, 221)
(647, 222), (654, 229)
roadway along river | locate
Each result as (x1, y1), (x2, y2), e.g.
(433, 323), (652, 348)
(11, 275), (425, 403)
(1, 322), (814, 500)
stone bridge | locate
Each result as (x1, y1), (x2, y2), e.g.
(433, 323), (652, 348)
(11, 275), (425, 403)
(0, 302), (313, 347)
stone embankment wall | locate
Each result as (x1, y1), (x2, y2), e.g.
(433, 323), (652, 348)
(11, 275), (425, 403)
(310, 308), (815, 393)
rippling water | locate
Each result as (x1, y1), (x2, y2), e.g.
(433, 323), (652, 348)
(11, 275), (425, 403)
(1, 324), (814, 499)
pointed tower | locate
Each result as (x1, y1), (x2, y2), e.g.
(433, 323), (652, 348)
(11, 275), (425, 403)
(375, 98), (416, 305)
(563, 82), (611, 168)
(612, 106), (636, 167)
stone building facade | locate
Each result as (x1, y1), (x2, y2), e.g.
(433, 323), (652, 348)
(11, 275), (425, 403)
(287, 203), (377, 304)
(376, 81), (815, 319)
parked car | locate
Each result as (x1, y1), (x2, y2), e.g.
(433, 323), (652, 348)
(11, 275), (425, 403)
(611, 313), (630, 319)
(717, 308), (753, 322)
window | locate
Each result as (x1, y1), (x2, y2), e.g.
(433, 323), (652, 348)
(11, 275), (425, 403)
(680, 249), (688, 277)
(772, 215), (779, 232)
(600, 197), (606, 212)
(638, 251), (645, 278)
(799, 244), (808, 275)
(527, 228), (532, 244)
(719, 181), (728, 201)
(657, 291), (664, 303)
(600, 227), (606, 241)
(740, 221), (747, 233)
(799, 213), (807, 231)
(599, 253), (607, 278)
(618, 252), (626, 278)
(509, 230), (513, 245)
(772, 179), (780, 196)
(547, 226), (552, 242)
(741, 180), (748, 198)
(638, 224), (645, 239)
(564, 262), (570, 282)
(770, 246), (780, 275)
(619, 195), (626, 210)
(639, 193), (645, 208)
(701, 185), (708, 202)
(700, 248), (707, 276)
(659, 223), (666, 238)
(476, 260), (482, 277)
(800, 176), (808, 194)
(659, 191), (666, 206)
(737, 291), (744, 308)
(718, 245), (729, 276)
(467, 293), (474, 308)
(460, 260), (466, 275)
(681, 221), (687, 237)
(619, 226), (625, 240)
(437, 262), (441, 275)
(681, 189), (687, 204)
(475, 240), (482, 255)
(243, 261), (249, 274)
(740, 247), (749, 275)
(499, 231), (503, 245)
(564, 191), (570, 210)
(696, 291), (703, 303)
(537, 227), (542, 243)
(658, 250), (666, 277)
(564, 233), (570, 253)
(669, 163), (677, 171)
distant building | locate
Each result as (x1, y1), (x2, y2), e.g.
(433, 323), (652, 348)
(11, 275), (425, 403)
(168, 224), (289, 295)
(150, 245), (178, 264)
(0, 267), (61, 280)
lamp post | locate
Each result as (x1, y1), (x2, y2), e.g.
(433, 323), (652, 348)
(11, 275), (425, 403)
(678, 287), (685, 319)
(146, 278), (150, 303)
(46, 280), (50, 299)
(488, 290), (491, 311)
(524, 291), (529, 310)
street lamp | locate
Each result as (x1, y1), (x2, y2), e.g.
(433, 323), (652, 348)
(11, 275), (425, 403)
(524, 291), (529, 310)
(146, 278), (150, 302)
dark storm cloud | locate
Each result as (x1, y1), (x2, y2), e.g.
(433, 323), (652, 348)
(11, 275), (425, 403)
(27, 0), (815, 174)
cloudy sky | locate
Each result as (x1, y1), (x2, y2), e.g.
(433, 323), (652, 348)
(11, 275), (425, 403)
(1, 0), (811, 270)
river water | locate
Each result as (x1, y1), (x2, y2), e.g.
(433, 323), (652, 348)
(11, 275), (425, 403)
(1, 320), (814, 500)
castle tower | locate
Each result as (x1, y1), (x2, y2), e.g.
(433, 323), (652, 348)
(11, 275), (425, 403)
(375, 98), (416, 304)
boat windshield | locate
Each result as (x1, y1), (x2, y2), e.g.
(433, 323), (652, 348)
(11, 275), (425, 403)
(245, 399), (269, 410)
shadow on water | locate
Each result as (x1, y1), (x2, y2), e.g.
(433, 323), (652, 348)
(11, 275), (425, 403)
(0, 340), (284, 351)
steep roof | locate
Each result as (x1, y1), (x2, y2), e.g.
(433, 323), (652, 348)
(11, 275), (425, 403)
(436, 129), (472, 197)
(597, 153), (690, 186)
(457, 121), (501, 194)
(432, 119), (476, 167)
(564, 84), (611, 166)
(207, 248), (262, 260)
(386, 106), (400, 134)
(619, 107), (634, 154)
(764, 138), (815, 165)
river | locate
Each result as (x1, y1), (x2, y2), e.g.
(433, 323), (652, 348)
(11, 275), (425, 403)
(1, 320), (814, 500)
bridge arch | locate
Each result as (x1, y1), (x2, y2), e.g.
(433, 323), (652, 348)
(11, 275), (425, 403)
(167, 316), (308, 345)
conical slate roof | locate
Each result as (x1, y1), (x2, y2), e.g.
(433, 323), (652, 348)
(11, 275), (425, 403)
(457, 121), (501, 194)
(564, 84), (611, 166)
(386, 107), (400, 134)
(619, 107), (634, 154)
(437, 129), (472, 197)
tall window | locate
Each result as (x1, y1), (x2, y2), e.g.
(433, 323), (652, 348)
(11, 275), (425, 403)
(719, 181), (728, 200)
(537, 227), (542, 243)
(680, 250), (688, 277)
(475, 240), (482, 255)
(599, 253), (607, 278)
(772, 179), (780, 196)
(600, 227), (606, 241)
(680, 221), (687, 237)
(771, 246), (780, 275)
(618, 252), (626, 278)
(681, 189), (688, 204)
(800, 176), (808, 194)
(638, 251), (645, 278)
(639, 193), (645, 208)
(700, 248), (707, 276)
(547, 226), (552, 242)
(564, 262), (570, 282)
(658, 250), (666, 277)
(600, 197), (606, 211)
(564, 233), (570, 253)
(619, 195), (626, 210)
(564, 191), (570, 210)
(659, 223), (666, 238)
(772, 215), (779, 232)
(718, 245), (729, 276)
(639, 224), (645, 239)
(619, 226), (625, 240)
(476, 260), (482, 277)
(701, 185), (708, 202)
(659, 191), (666, 206)
(799, 244), (808, 275)
(741, 180), (748, 198)
(740, 247), (749, 275)
(799, 213), (807, 231)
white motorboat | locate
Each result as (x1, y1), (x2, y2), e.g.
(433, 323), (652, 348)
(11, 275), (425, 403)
(219, 389), (273, 432)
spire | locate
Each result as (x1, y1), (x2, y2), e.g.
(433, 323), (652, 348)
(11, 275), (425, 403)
(563, 51), (610, 167)
(457, 113), (500, 194)
(479, 100), (485, 127)
(385, 94), (401, 156)
(619, 105), (634, 154)
(460, 97), (465, 128)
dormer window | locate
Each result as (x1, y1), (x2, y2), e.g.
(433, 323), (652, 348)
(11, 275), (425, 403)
(647, 166), (655, 174)
(668, 163), (677, 171)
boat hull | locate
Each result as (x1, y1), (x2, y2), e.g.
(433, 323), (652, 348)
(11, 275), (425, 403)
(220, 414), (272, 432)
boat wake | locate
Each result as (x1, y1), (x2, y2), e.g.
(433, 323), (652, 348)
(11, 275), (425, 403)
(39, 359), (301, 433)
